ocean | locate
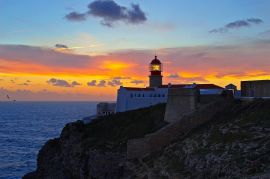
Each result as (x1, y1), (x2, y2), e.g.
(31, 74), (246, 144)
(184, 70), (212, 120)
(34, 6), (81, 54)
(0, 101), (98, 179)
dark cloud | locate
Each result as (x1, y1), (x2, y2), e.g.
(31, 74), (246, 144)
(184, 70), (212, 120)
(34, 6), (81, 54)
(87, 80), (106, 87)
(87, 80), (97, 86)
(65, 0), (147, 27)
(71, 81), (81, 86)
(55, 44), (68, 49)
(130, 80), (144, 85)
(88, 1), (146, 26)
(167, 73), (180, 78)
(47, 78), (80, 87)
(225, 20), (250, 29)
(107, 79), (122, 86)
(97, 80), (106, 87)
(210, 18), (263, 33)
(88, 79), (121, 87)
(65, 12), (87, 21)
(247, 18), (263, 24)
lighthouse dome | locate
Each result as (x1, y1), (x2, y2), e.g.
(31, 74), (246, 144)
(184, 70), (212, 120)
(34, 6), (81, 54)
(150, 56), (161, 65)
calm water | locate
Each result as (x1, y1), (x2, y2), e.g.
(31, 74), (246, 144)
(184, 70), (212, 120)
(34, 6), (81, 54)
(0, 101), (97, 179)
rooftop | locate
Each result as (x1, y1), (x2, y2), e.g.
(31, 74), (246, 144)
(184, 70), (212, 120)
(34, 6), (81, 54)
(122, 84), (224, 91)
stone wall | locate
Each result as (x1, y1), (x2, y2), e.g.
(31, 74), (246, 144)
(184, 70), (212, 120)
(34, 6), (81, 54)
(164, 88), (199, 123)
(241, 80), (270, 97)
(127, 98), (231, 159)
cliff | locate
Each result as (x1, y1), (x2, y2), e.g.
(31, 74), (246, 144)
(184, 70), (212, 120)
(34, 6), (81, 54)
(24, 100), (270, 178)
(23, 104), (167, 179)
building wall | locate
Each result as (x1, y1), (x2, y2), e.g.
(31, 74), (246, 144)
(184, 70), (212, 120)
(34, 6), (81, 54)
(149, 75), (162, 87)
(115, 86), (224, 113)
(164, 88), (199, 123)
(115, 87), (168, 112)
(97, 103), (116, 116)
(241, 80), (270, 97)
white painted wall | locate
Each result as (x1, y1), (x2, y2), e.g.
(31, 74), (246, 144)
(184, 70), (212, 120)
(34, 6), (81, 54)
(115, 86), (224, 112)
(115, 86), (168, 112)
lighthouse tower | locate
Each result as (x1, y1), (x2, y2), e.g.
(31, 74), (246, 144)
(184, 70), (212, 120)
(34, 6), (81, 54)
(149, 56), (163, 87)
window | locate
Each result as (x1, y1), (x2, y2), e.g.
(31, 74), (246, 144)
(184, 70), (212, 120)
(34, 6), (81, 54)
(130, 94), (133, 98)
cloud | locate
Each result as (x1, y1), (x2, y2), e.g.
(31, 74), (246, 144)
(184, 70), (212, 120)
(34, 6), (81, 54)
(65, 0), (147, 27)
(130, 80), (144, 85)
(87, 80), (106, 87)
(88, 79), (122, 87)
(71, 81), (81, 86)
(65, 12), (87, 21)
(0, 44), (90, 68)
(166, 73), (207, 83)
(180, 76), (209, 83)
(87, 80), (97, 86)
(210, 18), (263, 33)
(97, 80), (106, 87)
(247, 18), (263, 24)
(107, 79), (122, 86)
(259, 29), (270, 37)
(47, 78), (81, 87)
(55, 44), (68, 49)
(18, 83), (29, 86)
(112, 76), (130, 80)
(167, 73), (180, 78)
(17, 80), (31, 86)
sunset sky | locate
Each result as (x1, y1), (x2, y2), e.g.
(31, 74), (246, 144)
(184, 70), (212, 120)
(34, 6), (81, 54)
(1, 0), (270, 101)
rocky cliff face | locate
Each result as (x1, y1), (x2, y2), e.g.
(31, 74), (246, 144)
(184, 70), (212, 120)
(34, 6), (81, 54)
(23, 104), (167, 179)
(128, 99), (270, 178)
(24, 100), (270, 179)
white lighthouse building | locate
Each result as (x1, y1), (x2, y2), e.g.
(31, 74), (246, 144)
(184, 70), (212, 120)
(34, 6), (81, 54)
(115, 56), (224, 112)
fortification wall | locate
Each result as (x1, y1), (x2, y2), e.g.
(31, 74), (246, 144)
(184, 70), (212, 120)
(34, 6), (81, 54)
(127, 98), (231, 159)
(164, 88), (199, 123)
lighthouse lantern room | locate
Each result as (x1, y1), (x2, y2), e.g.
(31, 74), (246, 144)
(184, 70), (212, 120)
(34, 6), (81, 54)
(149, 56), (163, 87)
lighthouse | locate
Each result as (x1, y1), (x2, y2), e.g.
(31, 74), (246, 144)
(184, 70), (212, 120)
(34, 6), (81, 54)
(115, 55), (224, 112)
(149, 56), (163, 87)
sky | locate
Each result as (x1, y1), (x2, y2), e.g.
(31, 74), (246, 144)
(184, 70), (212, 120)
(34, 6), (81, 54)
(1, 0), (270, 101)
